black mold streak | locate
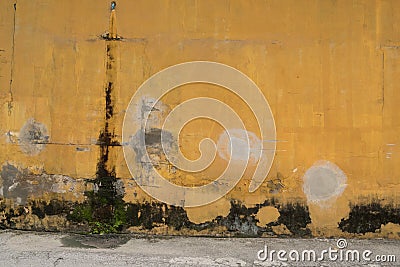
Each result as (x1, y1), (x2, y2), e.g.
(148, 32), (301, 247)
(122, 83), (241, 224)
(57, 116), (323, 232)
(79, 2), (123, 229)
(125, 202), (190, 230)
(0, 202), (25, 229)
(217, 201), (261, 236)
(213, 200), (311, 237)
(31, 200), (72, 220)
(105, 81), (113, 119)
(339, 202), (400, 234)
(113, 199), (311, 237)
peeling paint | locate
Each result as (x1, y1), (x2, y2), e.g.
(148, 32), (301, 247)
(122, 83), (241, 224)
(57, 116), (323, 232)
(380, 223), (400, 239)
(0, 163), (90, 204)
(256, 206), (280, 226)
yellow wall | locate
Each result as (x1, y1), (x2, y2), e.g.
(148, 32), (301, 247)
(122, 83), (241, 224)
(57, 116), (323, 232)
(1, 0), (400, 238)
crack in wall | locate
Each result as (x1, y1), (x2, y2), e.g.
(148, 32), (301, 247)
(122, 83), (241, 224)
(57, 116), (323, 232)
(7, 2), (17, 116)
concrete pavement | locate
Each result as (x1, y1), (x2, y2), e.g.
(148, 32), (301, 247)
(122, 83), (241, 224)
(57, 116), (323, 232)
(0, 230), (398, 266)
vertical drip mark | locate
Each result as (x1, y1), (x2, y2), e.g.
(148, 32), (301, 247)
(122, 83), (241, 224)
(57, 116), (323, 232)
(109, 2), (117, 39)
(91, 2), (122, 226)
(101, 1), (121, 41)
(8, 2), (17, 116)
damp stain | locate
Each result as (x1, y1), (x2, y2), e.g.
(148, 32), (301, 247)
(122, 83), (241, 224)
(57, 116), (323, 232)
(269, 202), (312, 237)
(0, 202), (26, 229)
(65, 198), (312, 237)
(18, 118), (49, 156)
(31, 199), (73, 219)
(130, 128), (176, 164)
(0, 163), (88, 204)
(0, 198), (73, 230)
(61, 234), (130, 249)
(339, 201), (400, 234)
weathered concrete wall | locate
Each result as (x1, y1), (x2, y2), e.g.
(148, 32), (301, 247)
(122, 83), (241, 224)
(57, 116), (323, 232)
(0, 0), (400, 238)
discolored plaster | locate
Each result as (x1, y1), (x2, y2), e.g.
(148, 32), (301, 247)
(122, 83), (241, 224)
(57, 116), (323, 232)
(0, 162), (90, 204)
(380, 223), (400, 239)
(18, 119), (49, 156)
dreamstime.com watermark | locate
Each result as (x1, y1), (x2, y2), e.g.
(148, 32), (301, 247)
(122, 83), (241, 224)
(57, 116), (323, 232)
(257, 238), (397, 263)
(122, 61), (276, 207)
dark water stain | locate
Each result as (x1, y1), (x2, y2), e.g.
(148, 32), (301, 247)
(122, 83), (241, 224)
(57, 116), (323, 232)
(92, 199), (311, 237)
(0, 163), (81, 205)
(0, 163), (26, 202)
(0, 199), (71, 229)
(60, 236), (96, 248)
(105, 82), (113, 119)
(18, 118), (49, 155)
(213, 200), (311, 237)
(31, 200), (73, 220)
(61, 234), (130, 249)
(339, 201), (400, 234)
(216, 200), (262, 236)
(0, 202), (26, 229)
(144, 128), (174, 146)
(1, 192), (313, 237)
(270, 202), (312, 237)
(125, 202), (190, 230)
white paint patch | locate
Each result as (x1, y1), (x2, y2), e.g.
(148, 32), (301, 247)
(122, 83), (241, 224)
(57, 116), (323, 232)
(8, 182), (19, 192)
(4, 131), (19, 143)
(303, 161), (347, 203)
(217, 129), (261, 163)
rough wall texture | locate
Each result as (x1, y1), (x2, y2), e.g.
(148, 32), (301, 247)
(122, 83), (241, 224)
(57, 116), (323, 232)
(0, 0), (400, 238)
